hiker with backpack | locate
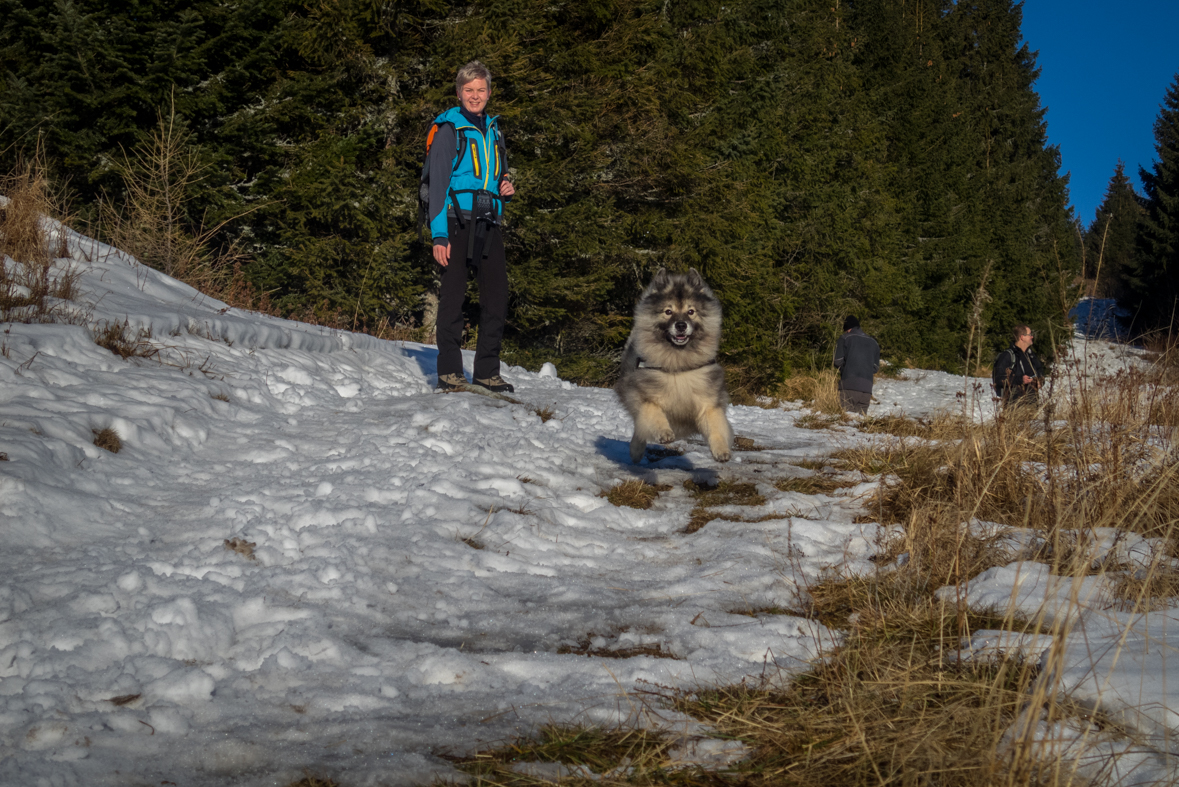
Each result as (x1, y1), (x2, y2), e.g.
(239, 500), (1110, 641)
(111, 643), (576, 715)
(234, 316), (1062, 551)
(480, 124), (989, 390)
(423, 60), (516, 394)
(992, 324), (1044, 407)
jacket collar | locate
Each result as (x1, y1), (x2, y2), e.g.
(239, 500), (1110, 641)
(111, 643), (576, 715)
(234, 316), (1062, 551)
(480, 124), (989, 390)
(437, 105), (498, 133)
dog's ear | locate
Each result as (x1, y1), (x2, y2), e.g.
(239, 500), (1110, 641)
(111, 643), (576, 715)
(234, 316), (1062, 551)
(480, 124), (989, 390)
(644, 267), (670, 293)
(686, 268), (704, 288)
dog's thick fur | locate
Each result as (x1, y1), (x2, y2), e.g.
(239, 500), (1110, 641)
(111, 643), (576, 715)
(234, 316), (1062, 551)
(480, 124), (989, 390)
(615, 268), (733, 463)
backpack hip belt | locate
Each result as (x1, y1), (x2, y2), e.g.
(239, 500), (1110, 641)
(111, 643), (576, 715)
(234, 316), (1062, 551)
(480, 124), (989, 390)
(450, 188), (500, 266)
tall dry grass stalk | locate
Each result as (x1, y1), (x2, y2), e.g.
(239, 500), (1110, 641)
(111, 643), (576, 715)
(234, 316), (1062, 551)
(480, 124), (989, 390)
(963, 260), (994, 412)
(776, 369), (842, 414)
(0, 152), (83, 323)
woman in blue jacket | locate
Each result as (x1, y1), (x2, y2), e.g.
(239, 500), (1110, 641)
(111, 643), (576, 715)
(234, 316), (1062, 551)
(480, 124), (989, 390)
(426, 61), (517, 393)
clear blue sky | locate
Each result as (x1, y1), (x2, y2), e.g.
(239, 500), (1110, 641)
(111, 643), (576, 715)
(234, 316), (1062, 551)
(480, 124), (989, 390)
(1020, 1), (1179, 228)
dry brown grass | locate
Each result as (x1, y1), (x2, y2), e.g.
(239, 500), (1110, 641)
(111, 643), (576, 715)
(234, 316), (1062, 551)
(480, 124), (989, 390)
(107, 693), (141, 706)
(443, 355), (1179, 787)
(859, 379), (1179, 540)
(856, 412), (936, 438)
(775, 369), (842, 414)
(733, 435), (766, 451)
(1111, 566), (1179, 612)
(668, 626), (1048, 787)
(92, 428), (122, 453)
(773, 474), (858, 496)
(793, 412), (849, 430)
(92, 320), (159, 359)
(450, 725), (683, 784)
(224, 537), (257, 560)
(602, 479), (672, 509)
(284, 775), (339, 787)
(1, 155), (84, 324)
(683, 478), (767, 533)
(557, 641), (680, 660)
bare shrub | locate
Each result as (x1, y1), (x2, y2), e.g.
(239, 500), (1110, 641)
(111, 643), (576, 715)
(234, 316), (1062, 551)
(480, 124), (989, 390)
(92, 320), (158, 359)
(96, 99), (261, 307)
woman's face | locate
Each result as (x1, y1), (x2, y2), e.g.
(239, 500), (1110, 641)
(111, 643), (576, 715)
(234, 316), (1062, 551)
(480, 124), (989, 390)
(458, 78), (489, 115)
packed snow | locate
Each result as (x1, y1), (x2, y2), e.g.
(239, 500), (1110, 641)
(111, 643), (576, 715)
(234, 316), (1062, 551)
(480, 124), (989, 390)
(0, 220), (1174, 786)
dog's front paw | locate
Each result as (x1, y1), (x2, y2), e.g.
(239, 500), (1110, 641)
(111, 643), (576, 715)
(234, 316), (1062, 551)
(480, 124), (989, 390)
(656, 428), (675, 445)
(709, 434), (732, 462)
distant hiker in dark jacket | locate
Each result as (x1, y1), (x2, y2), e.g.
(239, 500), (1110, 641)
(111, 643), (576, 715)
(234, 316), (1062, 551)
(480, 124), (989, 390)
(833, 316), (880, 414)
(428, 60), (517, 394)
(993, 324), (1044, 406)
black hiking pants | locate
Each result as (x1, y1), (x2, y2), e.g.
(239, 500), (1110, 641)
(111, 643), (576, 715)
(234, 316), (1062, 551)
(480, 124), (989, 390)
(435, 214), (507, 381)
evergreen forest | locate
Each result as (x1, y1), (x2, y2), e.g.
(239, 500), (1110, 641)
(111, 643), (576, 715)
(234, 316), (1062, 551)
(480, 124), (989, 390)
(1084, 74), (1179, 337)
(7, 0), (1155, 390)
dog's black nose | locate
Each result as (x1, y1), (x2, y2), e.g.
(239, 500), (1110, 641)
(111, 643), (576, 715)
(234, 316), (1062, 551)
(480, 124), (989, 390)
(674, 321), (687, 332)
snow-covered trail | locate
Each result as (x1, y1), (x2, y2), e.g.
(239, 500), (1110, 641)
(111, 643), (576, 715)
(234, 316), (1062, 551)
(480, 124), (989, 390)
(8, 223), (1174, 787)
(0, 228), (890, 785)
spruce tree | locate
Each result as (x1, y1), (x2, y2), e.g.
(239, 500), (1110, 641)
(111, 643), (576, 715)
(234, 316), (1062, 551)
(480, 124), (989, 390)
(1084, 161), (1143, 301)
(1134, 72), (1179, 333)
(936, 0), (1077, 361)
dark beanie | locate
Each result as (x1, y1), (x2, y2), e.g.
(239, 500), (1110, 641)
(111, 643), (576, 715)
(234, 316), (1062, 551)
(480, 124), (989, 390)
(843, 315), (860, 331)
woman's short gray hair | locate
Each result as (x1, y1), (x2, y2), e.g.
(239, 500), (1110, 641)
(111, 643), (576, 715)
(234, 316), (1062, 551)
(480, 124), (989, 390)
(455, 61), (493, 92)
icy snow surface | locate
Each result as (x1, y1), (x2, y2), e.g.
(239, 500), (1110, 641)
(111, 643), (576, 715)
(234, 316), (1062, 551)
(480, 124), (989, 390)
(0, 223), (1172, 785)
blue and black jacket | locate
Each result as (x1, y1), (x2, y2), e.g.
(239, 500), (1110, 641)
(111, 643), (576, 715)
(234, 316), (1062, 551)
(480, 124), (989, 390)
(427, 106), (509, 244)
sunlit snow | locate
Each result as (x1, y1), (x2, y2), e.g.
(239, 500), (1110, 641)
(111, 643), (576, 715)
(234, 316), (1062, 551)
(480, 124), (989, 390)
(0, 220), (1174, 785)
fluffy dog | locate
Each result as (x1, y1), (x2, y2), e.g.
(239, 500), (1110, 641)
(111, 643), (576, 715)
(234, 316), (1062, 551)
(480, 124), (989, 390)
(615, 268), (733, 463)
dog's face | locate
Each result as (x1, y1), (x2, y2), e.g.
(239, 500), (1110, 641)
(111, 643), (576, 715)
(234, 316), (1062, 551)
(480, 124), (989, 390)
(634, 268), (721, 352)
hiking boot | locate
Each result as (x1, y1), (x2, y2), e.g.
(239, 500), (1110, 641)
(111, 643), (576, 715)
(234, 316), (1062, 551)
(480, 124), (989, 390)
(436, 373), (468, 392)
(473, 374), (514, 393)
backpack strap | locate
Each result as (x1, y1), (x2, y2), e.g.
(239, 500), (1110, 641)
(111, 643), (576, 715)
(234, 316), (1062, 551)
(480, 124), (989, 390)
(993, 349), (1015, 391)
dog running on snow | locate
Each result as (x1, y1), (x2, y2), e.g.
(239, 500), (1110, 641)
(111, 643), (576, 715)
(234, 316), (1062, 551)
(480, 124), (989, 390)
(615, 268), (733, 464)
